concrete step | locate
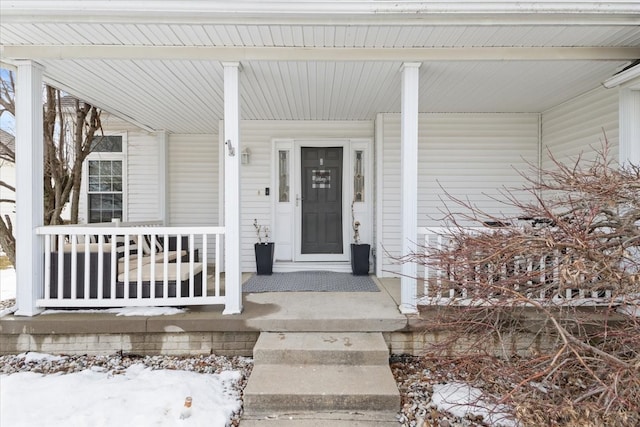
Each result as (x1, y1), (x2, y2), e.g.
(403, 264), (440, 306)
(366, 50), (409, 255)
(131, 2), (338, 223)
(243, 364), (400, 415)
(240, 411), (399, 426)
(253, 332), (389, 366)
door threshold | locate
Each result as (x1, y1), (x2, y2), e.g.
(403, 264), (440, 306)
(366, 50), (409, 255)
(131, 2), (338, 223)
(274, 261), (351, 273)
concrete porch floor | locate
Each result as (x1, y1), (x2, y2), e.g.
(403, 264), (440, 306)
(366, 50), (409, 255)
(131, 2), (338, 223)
(0, 276), (408, 338)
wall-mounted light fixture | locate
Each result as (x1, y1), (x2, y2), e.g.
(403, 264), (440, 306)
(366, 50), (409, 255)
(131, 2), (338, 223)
(241, 147), (251, 164)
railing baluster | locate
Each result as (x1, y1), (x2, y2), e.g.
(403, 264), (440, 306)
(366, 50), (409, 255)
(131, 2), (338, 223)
(189, 234), (195, 298)
(202, 233), (208, 297)
(176, 234), (182, 297)
(70, 238), (77, 300)
(124, 236), (130, 298)
(97, 235), (104, 300)
(44, 235), (51, 300)
(150, 233), (156, 299)
(163, 233), (169, 298)
(84, 235), (90, 300)
(110, 231), (117, 300)
(215, 233), (220, 297)
(136, 233), (143, 299)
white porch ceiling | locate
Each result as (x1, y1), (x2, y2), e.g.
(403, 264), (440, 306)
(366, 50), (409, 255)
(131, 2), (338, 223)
(1, 4), (639, 134)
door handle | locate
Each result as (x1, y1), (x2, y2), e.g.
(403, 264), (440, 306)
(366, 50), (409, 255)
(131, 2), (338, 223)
(296, 194), (304, 207)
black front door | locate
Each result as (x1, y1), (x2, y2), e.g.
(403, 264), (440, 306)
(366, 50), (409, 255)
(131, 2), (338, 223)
(301, 147), (343, 254)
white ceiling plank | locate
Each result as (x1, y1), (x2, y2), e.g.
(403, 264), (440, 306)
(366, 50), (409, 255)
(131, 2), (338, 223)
(245, 26), (261, 47)
(281, 62), (302, 119)
(4, 23), (640, 48)
(195, 25), (216, 47)
(31, 23), (64, 44)
(43, 59), (163, 130)
(108, 24), (151, 45)
(169, 25), (199, 46)
(223, 25), (245, 47)
(202, 25), (227, 46)
(1, 24), (35, 44)
(353, 26), (368, 47)
(333, 26), (346, 48)
(258, 26), (275, 47)
(115, 60), (202, 130)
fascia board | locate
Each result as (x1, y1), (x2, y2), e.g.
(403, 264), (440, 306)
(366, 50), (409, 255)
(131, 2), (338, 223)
(1, 2), (640, 25)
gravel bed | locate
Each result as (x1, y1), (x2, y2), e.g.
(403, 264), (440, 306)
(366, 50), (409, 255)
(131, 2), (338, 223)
(391, 354), (487, 427)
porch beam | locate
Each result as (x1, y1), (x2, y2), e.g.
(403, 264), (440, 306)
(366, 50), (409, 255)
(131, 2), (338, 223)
(14, 60), (45, 316)
(400, 62), (420, 315)
(3, 45), (640, 62)
(618, 88), (640, 167)
(222, 62), (242, 315)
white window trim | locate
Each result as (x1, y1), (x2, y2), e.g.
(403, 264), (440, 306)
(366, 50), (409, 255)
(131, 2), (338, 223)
(82, 132), (128, 223)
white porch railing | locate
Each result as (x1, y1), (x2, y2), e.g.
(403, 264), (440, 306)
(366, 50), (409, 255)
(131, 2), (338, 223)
(36, 223), (226, 309)
(418, 227), (614, 307)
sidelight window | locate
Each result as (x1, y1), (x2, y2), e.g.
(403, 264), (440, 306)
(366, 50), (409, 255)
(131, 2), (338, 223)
(278, 150), (289, 202)
(353, 150), (364, 202)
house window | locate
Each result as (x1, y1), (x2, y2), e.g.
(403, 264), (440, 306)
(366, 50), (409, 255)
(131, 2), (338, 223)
(87, 135), (124, 223)
(354, 150), (364, 202)
(279, 150), (289, 202)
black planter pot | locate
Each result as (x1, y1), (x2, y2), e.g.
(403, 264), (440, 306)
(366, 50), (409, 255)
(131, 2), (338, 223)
(254, 242), (274, 275)
(350, 243), (370, 276)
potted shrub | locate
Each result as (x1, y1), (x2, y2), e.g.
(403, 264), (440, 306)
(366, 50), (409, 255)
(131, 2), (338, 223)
(253, 219), (274, 275)
(350, 201), (370, 275)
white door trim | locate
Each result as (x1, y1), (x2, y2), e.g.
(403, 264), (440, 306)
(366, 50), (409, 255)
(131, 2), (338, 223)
(294, 140), (350, 262)
(271, 137), (373, 270)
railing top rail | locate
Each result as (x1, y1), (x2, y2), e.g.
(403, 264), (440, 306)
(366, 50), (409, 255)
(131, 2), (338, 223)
(36, 225), (225, 235)
(418, 226), (495, 235)
(35, 219), (162, 229)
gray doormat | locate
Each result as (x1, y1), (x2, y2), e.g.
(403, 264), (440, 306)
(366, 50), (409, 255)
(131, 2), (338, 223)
(242, 271), (380, 293)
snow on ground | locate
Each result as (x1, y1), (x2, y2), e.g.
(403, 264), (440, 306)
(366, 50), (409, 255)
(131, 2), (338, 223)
(431, 382), (519, 427)
(1, 267), (16, 300)
(1, 353), (243, 427)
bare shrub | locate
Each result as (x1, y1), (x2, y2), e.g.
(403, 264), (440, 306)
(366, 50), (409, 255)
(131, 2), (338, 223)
(408, 143), (640, 426)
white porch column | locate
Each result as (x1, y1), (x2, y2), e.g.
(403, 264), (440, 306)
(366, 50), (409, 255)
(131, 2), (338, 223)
(619, 88), (640, 167)
(156, 130), (169, 225)
(14, 61), (45, 316)
(222, 62), (242, 314)
(400, 62), (421, 314)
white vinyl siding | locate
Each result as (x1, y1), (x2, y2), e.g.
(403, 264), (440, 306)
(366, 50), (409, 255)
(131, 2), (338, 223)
(168, 134), (219, 265)
(168, 134), (219, 226)
(126, 134), (160, 221)
(378, 113), (540, 276)
(238, 120), (374, 272)
(541, 86), (619, 169)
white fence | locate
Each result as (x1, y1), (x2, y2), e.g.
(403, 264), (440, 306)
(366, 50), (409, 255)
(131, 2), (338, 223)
(418, 227), (613, 307)
(36, 223), (225, 309)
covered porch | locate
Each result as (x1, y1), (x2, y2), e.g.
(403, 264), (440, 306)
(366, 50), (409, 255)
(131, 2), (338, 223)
(0, 275), (409, 356)
(1, 1), (640, 317)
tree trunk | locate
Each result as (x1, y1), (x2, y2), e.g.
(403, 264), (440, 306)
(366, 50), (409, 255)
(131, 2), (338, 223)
(0, 214), (16, 266)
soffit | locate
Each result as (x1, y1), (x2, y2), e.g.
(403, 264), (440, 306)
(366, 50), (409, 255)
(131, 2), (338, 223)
(2, 23), (640, 48)
(1, 17), (639, 134)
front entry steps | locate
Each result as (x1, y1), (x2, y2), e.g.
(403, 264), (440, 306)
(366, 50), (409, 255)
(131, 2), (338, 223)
(241, 332), (400, 426)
